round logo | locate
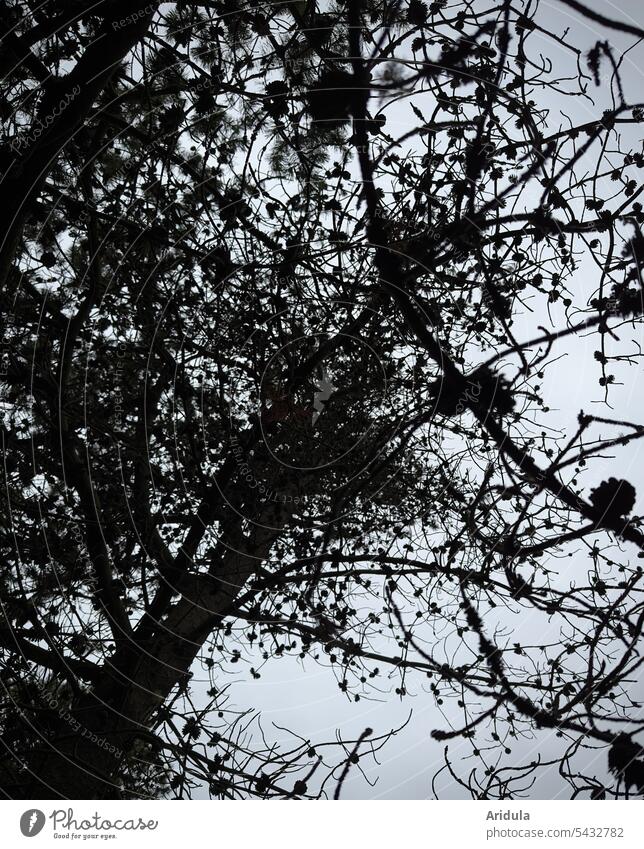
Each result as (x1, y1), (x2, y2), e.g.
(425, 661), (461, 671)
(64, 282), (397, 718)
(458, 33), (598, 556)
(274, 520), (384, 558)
(20, 809), (45, 837)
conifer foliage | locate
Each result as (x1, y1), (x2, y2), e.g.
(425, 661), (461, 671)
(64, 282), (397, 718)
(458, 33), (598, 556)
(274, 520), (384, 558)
(1, 0), (644, 799)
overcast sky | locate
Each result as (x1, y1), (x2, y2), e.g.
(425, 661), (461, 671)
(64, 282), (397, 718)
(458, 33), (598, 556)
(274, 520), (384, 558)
(181, 0), (644, 799)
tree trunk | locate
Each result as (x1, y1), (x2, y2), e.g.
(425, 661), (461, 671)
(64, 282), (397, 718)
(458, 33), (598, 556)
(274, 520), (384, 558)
(3, 509), (287, 799)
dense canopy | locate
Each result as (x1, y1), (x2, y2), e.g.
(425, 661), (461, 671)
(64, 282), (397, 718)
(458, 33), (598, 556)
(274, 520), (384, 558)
(1, 0), (644, 799)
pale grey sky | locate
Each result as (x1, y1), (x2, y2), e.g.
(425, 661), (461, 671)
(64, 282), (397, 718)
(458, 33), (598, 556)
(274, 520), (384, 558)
(181, 0), (644, 799)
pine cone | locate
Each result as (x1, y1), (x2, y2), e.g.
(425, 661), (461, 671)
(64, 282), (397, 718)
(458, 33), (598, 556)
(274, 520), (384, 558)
(590, 478), (636, 520)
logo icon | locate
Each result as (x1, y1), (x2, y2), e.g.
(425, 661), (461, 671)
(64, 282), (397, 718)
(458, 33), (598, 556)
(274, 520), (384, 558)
(20, 809), (45, 837)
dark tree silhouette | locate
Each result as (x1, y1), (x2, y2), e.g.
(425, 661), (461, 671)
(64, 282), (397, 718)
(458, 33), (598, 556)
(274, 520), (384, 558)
(1, 0), (644, 800)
